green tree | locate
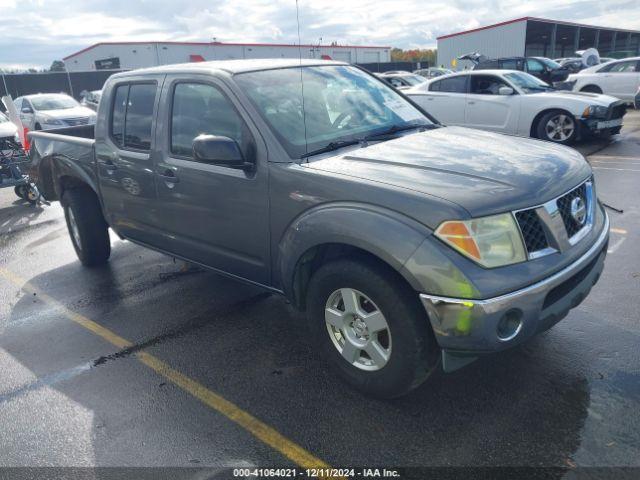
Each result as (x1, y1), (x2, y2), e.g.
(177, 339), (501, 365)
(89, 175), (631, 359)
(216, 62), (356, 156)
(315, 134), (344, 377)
(49, 60), (66, 72)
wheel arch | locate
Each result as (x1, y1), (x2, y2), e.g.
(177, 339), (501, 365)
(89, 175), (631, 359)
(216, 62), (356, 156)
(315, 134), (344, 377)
(580, 84), (603, 94)
(530, 107), (576, 138)
(276, 203), (431, 309)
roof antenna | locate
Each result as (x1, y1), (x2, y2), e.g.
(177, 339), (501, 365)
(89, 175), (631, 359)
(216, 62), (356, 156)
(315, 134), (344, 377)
(295, 0), (309, 159)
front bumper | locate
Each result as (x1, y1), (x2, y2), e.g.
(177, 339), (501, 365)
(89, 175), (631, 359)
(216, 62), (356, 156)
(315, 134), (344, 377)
(420, 212), (609, 357)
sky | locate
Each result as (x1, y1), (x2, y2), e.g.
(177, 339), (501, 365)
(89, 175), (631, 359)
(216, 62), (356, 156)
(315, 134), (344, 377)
(0, 0), (639, 70)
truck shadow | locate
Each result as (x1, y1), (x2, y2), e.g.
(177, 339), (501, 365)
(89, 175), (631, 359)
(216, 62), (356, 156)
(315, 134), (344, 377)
(1, 242), (591, 473)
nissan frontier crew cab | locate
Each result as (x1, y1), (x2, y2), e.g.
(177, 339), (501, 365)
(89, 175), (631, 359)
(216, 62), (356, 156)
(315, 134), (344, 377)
(29, 59), (609, 398)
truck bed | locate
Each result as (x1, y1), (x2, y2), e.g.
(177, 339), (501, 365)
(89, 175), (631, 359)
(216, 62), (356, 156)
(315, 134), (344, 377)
(28, 125), (97, 201)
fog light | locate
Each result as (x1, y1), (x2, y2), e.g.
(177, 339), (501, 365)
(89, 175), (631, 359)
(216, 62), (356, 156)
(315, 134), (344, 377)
(496, 309), (523, 341)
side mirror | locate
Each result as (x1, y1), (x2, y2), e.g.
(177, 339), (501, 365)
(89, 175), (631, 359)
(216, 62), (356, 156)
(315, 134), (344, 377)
(21, 107), (33, 114)
(192, 134), (252, 170)
(498, 86), (515, 96)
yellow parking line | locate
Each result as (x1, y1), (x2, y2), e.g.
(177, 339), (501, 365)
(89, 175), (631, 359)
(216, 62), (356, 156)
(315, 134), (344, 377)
(610, 228), (627, 234)
(0, 267), (330, 470)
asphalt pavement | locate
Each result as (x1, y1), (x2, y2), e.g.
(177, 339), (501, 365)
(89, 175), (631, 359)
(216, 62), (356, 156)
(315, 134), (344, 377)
(0, 112), (639, 478)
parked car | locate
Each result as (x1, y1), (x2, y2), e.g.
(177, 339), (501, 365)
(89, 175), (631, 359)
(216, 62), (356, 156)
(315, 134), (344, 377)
(0, 111), (20, 151)
(468, 55), (571, 84)
(29, 59), (609, 398)
(80, 90), (102, 111)
(555, 57), (585, 73)
(567, 56), (640, 103)
(376, 71), (427, 89)
(414, 67), (453, 79)
(406, 70), (625, 144)
(14, 93), (96, 131)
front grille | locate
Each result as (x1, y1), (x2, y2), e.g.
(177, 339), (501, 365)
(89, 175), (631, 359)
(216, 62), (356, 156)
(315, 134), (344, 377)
(557, 183), (587, 238)
(515, 209), (549, 253)
(64, 117), (89, 126)
(609, 104), (626, 120)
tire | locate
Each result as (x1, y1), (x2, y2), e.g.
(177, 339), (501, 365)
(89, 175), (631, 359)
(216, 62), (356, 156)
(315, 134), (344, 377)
(536, 110), (578, 145)
(580, 85), (602, 94)
(306, 258), (439, 398)
(14, 185), (27, 200)
(25, 184), (40, 205)
(61, 188), (111, 266)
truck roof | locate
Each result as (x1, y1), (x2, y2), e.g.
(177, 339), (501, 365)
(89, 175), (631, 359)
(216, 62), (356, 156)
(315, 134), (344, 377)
(112, 58), (348, 78)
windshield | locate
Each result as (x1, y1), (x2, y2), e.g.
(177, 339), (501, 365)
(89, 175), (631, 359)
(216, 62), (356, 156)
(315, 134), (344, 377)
(505, 72), (553, 93)
(402, 74), (426, 86)
(30, 95), (79, 111)
(235, 65), (432, 158)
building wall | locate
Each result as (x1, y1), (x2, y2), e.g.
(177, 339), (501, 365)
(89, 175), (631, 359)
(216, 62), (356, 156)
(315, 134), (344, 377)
(64, 43), (391, 72)
(437, 20), (527, 70)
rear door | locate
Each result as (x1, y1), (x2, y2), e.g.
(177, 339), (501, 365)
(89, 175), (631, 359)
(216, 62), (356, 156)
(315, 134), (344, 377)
(151, 74), (270, 284)
(465, 74), (520, 133)
(413, 75), (468, 125)
(94, 75), (164, 244)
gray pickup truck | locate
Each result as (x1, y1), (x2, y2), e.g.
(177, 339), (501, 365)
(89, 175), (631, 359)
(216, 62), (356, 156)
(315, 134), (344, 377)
(29, 59), (609, 398)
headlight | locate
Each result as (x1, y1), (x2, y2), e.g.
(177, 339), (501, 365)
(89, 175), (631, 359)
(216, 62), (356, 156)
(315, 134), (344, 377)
(582, 105), (608, 119)
(41, 116), (63, 125)
(435, 213), (527, 268)
(14, 132), (21, 143)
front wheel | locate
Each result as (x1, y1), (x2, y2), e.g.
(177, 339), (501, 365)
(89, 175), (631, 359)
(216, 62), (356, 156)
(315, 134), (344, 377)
(61, 188), (111, 266)
(306, 258), (439, 398)
(536, 111), (577, 145)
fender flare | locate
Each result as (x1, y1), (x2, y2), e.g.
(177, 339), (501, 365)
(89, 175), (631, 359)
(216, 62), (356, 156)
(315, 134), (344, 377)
(276, 202), (432, 303)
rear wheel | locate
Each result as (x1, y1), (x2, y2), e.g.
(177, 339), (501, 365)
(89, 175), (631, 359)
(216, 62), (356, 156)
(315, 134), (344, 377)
(306, 258), (439, 398)
(536, 110), (577, 145)
(61, 188), (111, 266)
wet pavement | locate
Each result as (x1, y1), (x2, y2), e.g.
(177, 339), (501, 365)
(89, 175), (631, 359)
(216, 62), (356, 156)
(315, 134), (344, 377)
(0, 112), (639, 476)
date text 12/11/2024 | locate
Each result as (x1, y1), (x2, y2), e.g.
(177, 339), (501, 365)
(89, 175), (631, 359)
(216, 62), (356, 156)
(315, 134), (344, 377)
(232, 468), (401, 478)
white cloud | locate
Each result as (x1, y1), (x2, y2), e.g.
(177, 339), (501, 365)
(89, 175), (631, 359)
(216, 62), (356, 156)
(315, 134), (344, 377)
(0, 0), (637, 68)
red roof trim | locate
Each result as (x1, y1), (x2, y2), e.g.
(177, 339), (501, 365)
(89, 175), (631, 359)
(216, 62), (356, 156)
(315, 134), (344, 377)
(63, 41), (391, 60)
(437, 16), (640, 40)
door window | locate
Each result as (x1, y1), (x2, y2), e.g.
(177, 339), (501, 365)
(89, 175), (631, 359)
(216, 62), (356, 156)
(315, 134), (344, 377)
(429, 76), (467, 93)
(601, 60), (637, 73)
(109, 83), (157, 151)
(170, 82), (250, 158)
(501, 59), (523, 70)
(526, 59), (545, 74)
(469, 75), (510, 95)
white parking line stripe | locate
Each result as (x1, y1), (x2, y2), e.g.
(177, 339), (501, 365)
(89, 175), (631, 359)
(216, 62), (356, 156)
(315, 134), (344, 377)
(607, 237), (626, 254)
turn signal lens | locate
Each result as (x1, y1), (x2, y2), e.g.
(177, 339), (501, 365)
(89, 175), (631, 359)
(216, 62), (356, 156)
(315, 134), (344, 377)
(435, 213), (527, 268)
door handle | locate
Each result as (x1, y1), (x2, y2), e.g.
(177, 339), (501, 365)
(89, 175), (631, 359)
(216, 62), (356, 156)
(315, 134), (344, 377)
(468, 101), (476, 105)
(98, 158), (118, 172)
(157, 168), (179, 185)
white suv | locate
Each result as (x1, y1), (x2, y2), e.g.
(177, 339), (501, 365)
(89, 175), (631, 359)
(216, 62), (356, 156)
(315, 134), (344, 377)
(568, 57), (640, 103)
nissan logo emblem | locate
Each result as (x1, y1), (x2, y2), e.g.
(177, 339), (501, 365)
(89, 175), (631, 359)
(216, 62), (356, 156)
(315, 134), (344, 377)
(570, 196), (587, 226)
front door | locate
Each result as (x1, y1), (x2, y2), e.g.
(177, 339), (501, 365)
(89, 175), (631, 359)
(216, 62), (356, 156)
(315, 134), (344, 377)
(94, 76), (164, 244)
(600, 60), (640, 101)
(465, 74), (520, 133)
(152, 75), (270, 285)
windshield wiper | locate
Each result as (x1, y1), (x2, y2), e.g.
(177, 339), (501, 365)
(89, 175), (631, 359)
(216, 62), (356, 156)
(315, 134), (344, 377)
(363, 123), (430, 142)
(302, 139), (362, 159)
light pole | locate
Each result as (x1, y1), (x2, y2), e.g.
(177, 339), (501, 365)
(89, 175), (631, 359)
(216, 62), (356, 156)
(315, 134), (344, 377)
(60, 60), (74, 98)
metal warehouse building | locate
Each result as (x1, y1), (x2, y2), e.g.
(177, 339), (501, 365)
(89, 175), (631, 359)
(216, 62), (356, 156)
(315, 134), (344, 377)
(437, 17), (640, 69)
(63, 41), (391, 72)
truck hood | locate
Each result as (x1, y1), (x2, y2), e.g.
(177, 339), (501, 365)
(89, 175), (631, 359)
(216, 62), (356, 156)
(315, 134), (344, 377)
(305, 126), (592, 218)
